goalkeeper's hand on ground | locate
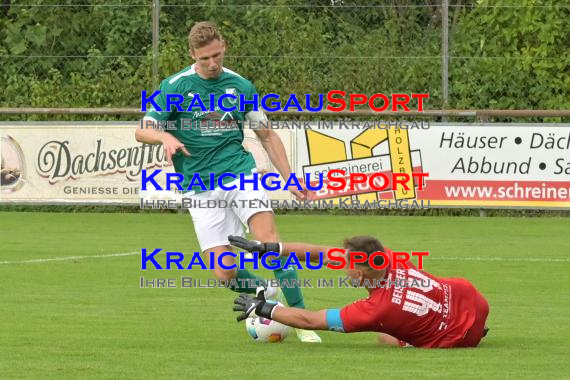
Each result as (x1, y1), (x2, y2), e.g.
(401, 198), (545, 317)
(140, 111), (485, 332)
(233, 287), (279, 322)
(228, 235), (281, 255)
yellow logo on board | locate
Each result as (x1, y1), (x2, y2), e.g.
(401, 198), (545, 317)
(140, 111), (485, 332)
(305, 124), (416, 201)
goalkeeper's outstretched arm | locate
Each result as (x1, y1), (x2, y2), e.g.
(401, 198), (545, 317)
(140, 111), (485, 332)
(233, 288), (343, 332)
(228, 236), (343, 264)
(271, 307), (329, 331)
(281, 242), (339, 264)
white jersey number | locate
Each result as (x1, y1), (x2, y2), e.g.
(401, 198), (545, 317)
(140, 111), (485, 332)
(402, 269), (443, 317)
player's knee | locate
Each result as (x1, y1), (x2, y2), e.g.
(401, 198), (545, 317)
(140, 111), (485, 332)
(248, 212), (279, 241)
(213, 268), (236, 282)
(252, 227), (279, 242)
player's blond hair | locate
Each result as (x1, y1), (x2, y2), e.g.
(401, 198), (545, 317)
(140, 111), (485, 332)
(188, 21), (223, 51)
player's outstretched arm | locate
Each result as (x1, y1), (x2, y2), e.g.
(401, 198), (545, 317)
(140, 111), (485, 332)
(135, 118), (190, 164)
(135, 119), (166, 145)
(252, 128), (290, 178)
(251, 124), (312, 200)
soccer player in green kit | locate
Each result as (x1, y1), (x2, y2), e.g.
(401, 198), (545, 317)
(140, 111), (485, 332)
(135, 21), (321, 342)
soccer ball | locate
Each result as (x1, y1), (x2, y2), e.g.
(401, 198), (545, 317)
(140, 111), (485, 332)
(246, 313), (290, 343)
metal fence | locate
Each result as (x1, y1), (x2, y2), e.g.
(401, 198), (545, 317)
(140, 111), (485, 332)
(0, 1), (568, 119)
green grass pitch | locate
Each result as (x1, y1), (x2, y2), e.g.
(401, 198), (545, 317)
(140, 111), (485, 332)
(1, 212), (569, 379)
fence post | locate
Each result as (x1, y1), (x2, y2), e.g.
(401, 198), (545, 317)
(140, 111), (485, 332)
(442, 0), (449, 112)
(152, 0), (160, 89)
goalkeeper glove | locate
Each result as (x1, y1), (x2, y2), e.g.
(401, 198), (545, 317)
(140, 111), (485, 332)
(233, 287), (279, 322)
(228, 235), (281, 256)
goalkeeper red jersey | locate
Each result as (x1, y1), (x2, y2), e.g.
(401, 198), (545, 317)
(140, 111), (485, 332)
(327, 249), (489, 348)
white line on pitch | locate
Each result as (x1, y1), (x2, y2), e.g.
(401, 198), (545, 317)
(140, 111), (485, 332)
(0, 251), (139, 265)
(0, 252), (568, 265)
(429, 256), (570, 263)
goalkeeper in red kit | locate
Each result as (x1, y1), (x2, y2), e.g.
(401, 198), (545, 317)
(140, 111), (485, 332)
(230, 235), (490, 348)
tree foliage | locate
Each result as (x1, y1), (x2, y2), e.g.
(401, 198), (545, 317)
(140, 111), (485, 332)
(450, 0), (569, 113)
(0, 0), (567, 121)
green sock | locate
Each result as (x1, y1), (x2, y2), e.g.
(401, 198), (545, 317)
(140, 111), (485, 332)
(228, 269), (264, 294)
(273, 259), (306, 308)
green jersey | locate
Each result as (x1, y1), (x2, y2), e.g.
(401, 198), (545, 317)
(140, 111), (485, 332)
(145, 65), (258, 193)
